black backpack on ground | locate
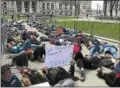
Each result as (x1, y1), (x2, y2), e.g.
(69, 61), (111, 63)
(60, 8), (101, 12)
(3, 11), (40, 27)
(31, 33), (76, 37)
(83, 56), (101, 70)
(12, 53), (28, 67)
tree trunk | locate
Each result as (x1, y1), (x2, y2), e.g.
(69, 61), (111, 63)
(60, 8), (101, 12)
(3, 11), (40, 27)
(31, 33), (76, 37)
(103, 0), (107, 17)
(109, 0), (117, 17)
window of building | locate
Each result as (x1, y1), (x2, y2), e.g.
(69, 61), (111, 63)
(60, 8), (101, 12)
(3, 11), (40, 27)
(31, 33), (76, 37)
(59, 12), (62, 15)
(16, 1), (21, 12)
(32, 1), (36, 12)
(47, 3), (50, 10)
(70, 4), (72, 10)
(3, 2), (7, 8)
(24, 1), (29, 12)
(43, 12), (45, 15)
(52, 12), (54, 15)
(48, 12), (50, 14)
(5, 12), (7, 16)
(65, 3), (67, 9)
(59, 3), (62, 10)
(83, 6), (87, 9)
(42, 3), (45, 10)
(51, 3), (54, 10)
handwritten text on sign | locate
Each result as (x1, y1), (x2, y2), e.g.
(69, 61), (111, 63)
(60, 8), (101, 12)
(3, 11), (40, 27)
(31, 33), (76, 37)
(45, 45), (74, 68)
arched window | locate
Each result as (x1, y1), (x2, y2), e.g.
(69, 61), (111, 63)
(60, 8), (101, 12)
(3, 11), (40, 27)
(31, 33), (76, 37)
(59, 3), (62, 10)
(42, 3), (45, 10)
(65, 3), (67, 9)
(24, 1), (29, 12)
(51, 3), (54, 10)
(3, 2), (7, 8)
(47, 3), (50, 10)
(16, 1), (21, 12)
(32, 1), (36, 12)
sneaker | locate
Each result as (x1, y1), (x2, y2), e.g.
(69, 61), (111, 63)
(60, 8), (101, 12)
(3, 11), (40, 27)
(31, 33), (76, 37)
(72, 76), (79, 81)
(80, 70), (85, 82)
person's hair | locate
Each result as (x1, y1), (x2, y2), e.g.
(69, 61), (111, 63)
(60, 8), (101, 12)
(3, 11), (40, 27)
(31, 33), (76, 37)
(42, 68), (48, 75)
(1, 64), (11, 75)
(105, 51), (111, 55)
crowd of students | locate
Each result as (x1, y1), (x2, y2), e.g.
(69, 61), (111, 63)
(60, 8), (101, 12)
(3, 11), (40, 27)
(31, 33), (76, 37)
(1, 21), (120, 87)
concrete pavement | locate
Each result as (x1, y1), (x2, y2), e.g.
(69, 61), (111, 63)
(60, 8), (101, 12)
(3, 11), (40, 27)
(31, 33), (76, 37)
(1, 23), (109, 86)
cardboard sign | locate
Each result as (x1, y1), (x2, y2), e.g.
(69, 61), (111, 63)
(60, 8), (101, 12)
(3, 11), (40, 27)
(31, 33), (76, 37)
(45, 45), (74, 68)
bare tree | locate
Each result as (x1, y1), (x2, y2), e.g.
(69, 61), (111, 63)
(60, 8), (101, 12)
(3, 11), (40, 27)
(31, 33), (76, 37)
(103, 0), (108, 17)
(109, 0), (117, 17)
(115, 0), (120, 16)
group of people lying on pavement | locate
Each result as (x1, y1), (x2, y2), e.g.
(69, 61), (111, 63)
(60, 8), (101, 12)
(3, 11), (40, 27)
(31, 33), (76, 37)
(2, 21), (120, 87)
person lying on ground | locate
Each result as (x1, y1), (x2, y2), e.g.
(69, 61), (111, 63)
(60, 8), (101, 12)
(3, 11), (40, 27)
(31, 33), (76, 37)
(88, 38), (102, 56)
(74, 31), (85, 44)
(102, 42), (119, 59)
(33, 44), (46, 62)
(1, 64), (22, 87)
(42, 67), (75, 87)
(97, 59), (120, 87)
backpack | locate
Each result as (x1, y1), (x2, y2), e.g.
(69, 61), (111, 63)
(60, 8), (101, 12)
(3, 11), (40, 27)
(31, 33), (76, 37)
(84, 56), (101, 69)
(101, 59), (113, 68)
(21, 74), (32, 87)
(13, 53), (28, 67)
(73, 45), (82, 55)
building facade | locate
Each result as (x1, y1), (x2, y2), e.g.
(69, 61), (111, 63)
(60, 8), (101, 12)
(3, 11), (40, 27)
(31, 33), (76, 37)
(1, 0), (92, 17)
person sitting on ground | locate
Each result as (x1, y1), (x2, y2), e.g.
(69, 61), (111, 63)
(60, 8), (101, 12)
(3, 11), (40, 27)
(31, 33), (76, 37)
(102, 42), (119, 59)
(42, 67), (75, 87)
(33, 44), (46, 62)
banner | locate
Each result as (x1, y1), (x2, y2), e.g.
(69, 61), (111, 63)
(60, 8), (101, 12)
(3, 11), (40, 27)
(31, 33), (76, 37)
(45, 45), (74, 68)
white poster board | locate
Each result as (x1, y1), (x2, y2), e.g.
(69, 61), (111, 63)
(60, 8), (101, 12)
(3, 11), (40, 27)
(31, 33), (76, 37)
(45, 45), (74, 68)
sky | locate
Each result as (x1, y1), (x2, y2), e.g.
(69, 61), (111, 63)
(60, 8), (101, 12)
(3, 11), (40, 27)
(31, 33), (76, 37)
(91, 1), (104, 10)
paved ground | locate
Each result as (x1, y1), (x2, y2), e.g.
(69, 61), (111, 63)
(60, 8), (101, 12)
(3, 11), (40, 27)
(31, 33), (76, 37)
(2, 23), (120, 86)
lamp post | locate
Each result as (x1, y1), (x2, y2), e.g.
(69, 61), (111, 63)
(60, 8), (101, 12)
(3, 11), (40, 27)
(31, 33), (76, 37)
(1, 2), (5, 19)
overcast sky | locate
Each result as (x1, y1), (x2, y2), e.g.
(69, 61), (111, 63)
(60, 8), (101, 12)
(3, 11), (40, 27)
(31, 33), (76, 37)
(91, 1), (103, 10)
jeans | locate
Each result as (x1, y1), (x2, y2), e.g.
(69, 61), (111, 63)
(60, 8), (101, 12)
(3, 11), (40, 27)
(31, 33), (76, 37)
(90, 46), (100, 56)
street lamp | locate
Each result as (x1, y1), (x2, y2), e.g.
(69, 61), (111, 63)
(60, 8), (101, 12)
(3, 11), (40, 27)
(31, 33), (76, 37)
(1, 2), (5, 19)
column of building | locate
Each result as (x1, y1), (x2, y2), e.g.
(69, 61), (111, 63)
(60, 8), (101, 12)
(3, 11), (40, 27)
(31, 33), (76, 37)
(21, 1), (25, 13)
(29, 1), (32, 13)
(37, 1), (40, 13)
(14, 1), (17, 14)
(55, 1), (59, 15)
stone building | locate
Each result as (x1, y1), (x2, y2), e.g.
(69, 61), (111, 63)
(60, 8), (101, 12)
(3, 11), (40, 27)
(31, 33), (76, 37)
(1, 0), (92, 17)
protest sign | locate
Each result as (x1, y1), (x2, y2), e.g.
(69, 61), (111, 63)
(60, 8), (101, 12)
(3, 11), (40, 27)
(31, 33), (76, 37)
(45, 45), (74, 68)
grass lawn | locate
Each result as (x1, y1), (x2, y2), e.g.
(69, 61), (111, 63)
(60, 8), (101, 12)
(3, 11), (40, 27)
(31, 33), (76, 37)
(52, 20), (120, 40)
